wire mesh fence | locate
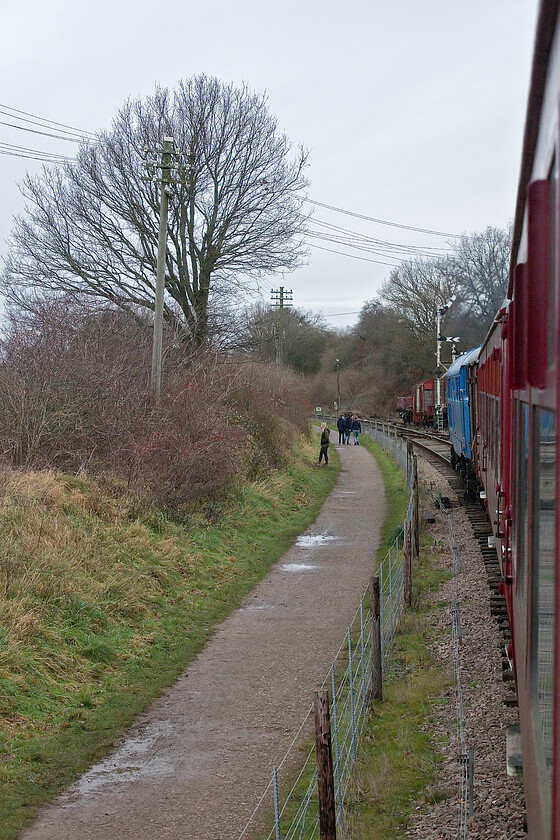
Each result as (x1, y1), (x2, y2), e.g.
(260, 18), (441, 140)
(237, 422), (419, 840)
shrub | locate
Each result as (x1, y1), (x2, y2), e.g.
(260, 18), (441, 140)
(0, 300), (311, 509)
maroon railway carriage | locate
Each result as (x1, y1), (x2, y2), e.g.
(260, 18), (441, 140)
(412, 378), (434, 425)
(477, 314), (510, 583)
(493, 3), (560, 837)
(396, 395), (413, 422)
(412, 378), (446, 426)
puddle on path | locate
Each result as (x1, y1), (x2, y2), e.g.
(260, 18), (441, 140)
(240, 603), (278, 611)
(295, 534), (337, 548)
(72, 725), (175, 795)
(281, 563), (318, 572)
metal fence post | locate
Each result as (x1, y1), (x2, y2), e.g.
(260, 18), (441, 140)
(347, 629), (356, 764)
(273, 766), (281, 840)
(359, 600), (366, 708)
(330, 664), (342, 822)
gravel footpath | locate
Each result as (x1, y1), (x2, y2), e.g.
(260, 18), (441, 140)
(20, 443), (385, 840)
(406, 460), (526, 840)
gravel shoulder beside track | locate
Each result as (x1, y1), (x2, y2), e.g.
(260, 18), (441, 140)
(405, 460), (525, 840)
(20, 443), (386, 840)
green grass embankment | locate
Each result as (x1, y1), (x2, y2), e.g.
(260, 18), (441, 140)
(347, 436), (453, 838)
(0, 434), (339, 840)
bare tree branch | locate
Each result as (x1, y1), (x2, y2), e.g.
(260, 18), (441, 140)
(2, 77), (309, 349)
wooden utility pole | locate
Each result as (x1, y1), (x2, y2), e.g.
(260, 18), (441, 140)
(314, 690), (337, 840)
(270, 286), (293, 367)
(150, 137), (174, 401)
(335, 358), (341, 412)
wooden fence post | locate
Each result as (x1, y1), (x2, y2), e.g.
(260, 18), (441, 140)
(370, 577), (382, 701)
(412, 454), (420, 558)
(314, 690), (337, 840)
(404, 521), (412, 608)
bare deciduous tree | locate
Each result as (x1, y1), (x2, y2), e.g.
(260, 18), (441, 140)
(2, 77), (309, 349)
(237, 303), (331, 375)
(379, 257), (458, 336)
(443, 225), (511, 327)
(378, 226), (511, 345)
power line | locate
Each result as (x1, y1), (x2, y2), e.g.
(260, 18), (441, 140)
(311, 217), (452, 253)
(306, 231), (408, 260)
(307, 228), (450, 260)
(0, 141), (71, 160)
(0, 119), (87, 143)
(306, 198), (462, 238)
(0, 148), (73, 163)
(0, 103), (97, 139)
(308, 242), (399, 266)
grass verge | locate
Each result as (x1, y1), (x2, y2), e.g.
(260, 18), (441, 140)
(0, 434), (339, 840)
(342, 548), (452, 839)
(343, 436), (452, 837)
(359, 436), (409, 558)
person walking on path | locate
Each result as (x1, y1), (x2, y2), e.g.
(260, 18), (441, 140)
(318, 422), (330, 465)
(352, 414), (362, 445)
(344, 413), (352, 445)
(336, 414), (346, 444)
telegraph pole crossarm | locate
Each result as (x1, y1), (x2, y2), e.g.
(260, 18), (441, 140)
(270, 286), (293, 368)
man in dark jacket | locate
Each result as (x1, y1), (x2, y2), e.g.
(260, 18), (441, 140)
(336, 414), (346, 444)
(343, 413), (352, 445)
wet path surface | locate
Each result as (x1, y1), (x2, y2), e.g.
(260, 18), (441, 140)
(22, 442), (385, 840)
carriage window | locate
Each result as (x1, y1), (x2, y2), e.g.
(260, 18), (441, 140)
(530, 408), (555, 830)
(515, 402), (529, 606)
(547, 156), (557, 367)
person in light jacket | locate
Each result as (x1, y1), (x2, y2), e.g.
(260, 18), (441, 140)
(351, 415), (362, 445)
(343, 413), (352, 445)
(318, 422), (330, 465)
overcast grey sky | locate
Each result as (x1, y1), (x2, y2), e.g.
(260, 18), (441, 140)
(1, 0), (539, 329)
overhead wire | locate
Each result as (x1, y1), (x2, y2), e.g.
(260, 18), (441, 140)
(305, 198), (461, 238)
(0, 119), (88, 143)
(0, 102), (460, 267)
(310, 217), (452, 253)
(0, 141), (73, 162)
(306, 228), (450, 260)
(0, 103), (97, 140)
(309, 243), (399, 266)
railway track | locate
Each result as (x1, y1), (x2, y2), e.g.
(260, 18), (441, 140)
(408, 432), (517, 709)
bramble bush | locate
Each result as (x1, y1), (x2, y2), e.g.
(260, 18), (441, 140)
(0, 300), (311, 509)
